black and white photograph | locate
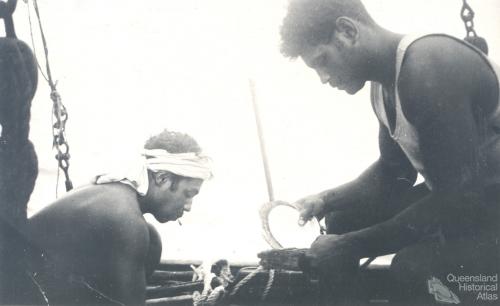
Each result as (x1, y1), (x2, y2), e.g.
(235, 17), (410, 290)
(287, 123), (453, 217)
(1, 0), (499, 305)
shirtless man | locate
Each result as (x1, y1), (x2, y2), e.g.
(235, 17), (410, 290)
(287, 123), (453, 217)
(273, 0), (500, 303)
(28, 130), (212, 305)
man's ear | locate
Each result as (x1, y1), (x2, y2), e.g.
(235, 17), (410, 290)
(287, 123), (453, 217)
(334, 17), (359, 47)
(153, 171), (173, 188)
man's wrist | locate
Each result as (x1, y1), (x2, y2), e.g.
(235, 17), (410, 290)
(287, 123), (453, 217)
(342, 232), (367, 260)
(319, 190), (335, 211)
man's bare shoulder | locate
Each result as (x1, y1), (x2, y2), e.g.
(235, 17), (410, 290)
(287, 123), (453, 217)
(400, 35), (491, 84)
(397, 35), (497, 123)
(34, 183), (139, 216)
(29, 183), (148, 247)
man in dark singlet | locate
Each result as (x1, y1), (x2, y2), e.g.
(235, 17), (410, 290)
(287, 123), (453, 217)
(28, 130), (212, 305)
(276, 0), (500, 304)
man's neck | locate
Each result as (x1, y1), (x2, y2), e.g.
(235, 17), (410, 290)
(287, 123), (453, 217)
(137, 192), (149, 214)
(364, 27), (403, 88)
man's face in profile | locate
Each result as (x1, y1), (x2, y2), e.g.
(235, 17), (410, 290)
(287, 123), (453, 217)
(300, 24), (367, 95)
(149, 176), (203, 222)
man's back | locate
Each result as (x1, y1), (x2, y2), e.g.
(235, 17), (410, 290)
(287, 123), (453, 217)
(28, 183), (150, 305)
(394, 35), (499, 192)
(372, 34), (500, 191)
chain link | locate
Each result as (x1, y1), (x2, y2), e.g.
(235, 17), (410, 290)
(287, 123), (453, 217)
(460, 0), (477, 37)
(51, 88), (73, 191)
(26, 0), (74, 192)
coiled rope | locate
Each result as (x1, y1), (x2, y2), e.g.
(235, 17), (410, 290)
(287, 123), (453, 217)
(228, 266), (275, 302)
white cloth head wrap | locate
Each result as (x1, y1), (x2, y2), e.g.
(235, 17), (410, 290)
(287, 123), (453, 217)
(95, 149), (213, 195)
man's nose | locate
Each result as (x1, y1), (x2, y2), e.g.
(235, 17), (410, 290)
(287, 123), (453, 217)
(317, 70), (330, 84)
(184, 201), (192, 212)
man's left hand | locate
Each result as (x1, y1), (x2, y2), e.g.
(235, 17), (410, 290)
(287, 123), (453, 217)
(305, 234), (361, 274)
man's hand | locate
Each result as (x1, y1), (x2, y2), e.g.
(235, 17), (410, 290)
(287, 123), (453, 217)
(305, 234), (360, 273)
(294, 194), (326, 226)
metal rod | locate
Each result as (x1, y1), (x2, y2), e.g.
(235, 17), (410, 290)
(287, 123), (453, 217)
(249, 79), (275, 202)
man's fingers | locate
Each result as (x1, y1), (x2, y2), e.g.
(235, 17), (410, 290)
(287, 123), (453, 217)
(298, 208), (313, 226)
(294, 196), (325, 226)
(298, 215), (313, 226)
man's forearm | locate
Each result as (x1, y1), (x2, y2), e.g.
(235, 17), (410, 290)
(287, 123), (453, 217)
(320, 160), (415, 214)
(347, 191), (453, 258)
(319, 180), (374, 213)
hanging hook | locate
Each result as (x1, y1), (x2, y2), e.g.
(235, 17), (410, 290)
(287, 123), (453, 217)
(0, 0), (17, 38)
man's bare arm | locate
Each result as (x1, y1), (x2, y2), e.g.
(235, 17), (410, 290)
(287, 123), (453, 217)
(100, 208), (150, 305)
(346, 36), (497, 258)
(298, 116), (417, 223)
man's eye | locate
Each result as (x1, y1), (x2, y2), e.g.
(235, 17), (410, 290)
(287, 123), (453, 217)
(184, 191), (198, 198)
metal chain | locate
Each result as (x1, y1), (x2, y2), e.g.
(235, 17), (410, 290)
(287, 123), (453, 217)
(459, 0), (488, 54)
(460, 0), (477, 37)
(27, 0), (73, 192)
(51, 90), (73, 192)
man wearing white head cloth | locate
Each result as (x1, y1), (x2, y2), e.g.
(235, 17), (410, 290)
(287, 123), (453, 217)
(28, 130), (213, 305)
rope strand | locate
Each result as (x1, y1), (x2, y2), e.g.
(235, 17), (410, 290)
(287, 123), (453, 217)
(31, 0), (54, 88)
(261, 268), (275, 301)
(25, 1), (48, 82)
(26, 272), (50, 306)
(229, 266), (263, 297)
(24, 0), (73, 193)
(229, 266), (276, 302)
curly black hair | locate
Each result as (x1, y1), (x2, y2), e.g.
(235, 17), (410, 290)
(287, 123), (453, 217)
(144, 129), (201, 154)
(144, 129), (203, 188)
(280, 0), (375, 59)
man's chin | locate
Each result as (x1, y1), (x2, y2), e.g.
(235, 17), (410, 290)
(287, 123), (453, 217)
(344, 81), (365, 95)
(155, 215), (177, 223)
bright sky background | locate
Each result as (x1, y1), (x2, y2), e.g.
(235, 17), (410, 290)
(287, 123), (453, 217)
(10, 0), (500, 262)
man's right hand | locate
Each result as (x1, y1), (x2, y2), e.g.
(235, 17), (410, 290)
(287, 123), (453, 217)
(294, 194), (326, 226)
